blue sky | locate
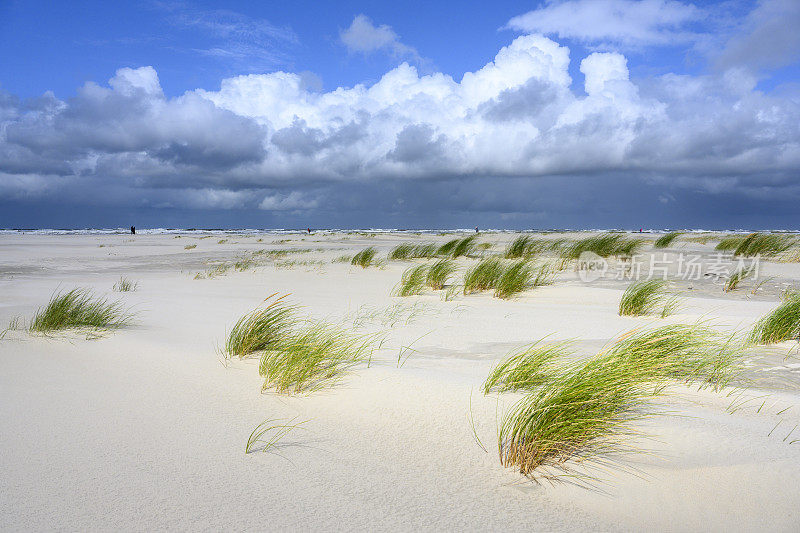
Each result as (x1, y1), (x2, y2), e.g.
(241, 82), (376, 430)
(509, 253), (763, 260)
(1, 0), (799, 229)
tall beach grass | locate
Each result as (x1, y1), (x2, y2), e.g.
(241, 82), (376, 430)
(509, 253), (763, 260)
(749, 293), (800, 344)
(351, 247), (378, 268)
(224, 294), (296, 359)
(29, 288), (132, 333)
(618, 279), (677, 317)
(654, 232), (682, 248)
(483, 340), (572, 394)
(426, 259), (455, 290)
(258, 323), (374, 394)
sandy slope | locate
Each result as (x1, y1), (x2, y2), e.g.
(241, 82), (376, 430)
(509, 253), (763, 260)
(1, 232), (799, 531)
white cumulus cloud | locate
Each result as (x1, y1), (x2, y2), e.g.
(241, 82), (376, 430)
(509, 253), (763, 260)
(506, 0), (701, 47)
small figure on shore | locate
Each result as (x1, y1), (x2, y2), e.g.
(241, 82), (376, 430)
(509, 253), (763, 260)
(475, 226), (479, 234)
(130, 226), (136, 235)
(307, 228), (311, 234)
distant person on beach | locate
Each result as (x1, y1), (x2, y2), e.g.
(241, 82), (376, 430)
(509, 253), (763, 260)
(475, 226), (479, 233)
(307, 228), (311, 234)
(130, 226), (135, 235)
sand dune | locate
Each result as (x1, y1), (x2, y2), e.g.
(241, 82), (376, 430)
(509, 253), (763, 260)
(1, 232), (799, 531)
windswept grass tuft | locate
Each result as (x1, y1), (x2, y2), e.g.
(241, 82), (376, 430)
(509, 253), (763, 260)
(463, 256), (505, 294)
(394, 264), (429, 297)
(494, 260), (538, 299)
(245, 418), (305, 454)
(224, 294), (296, 359)
(715, 235), (745, 252)
(504, 236), (549, 259)
(498, 353), (656, 480)
(724, 265), (755, 292)
(184, 244), (197, 250)
(604, 324), (745, 388)
(733, 232), (794, 257)
(259, 323), (374, 394)
(351, 247), (377, 268)
(563, 233), (645, 259)
(497, 324), (746, 480)
(451, 235), (478, 258)
(654, 232), (682, 248)
(225, 295), (376, 393)
(749, 293), (800, 344)
(437, 238), (460, 256)
(618, 279), (677, 317)
(29, 288), (132, 333)
(390, 243), (438, 260)
(426, 259), (456, 290)
(483, 340), (572, 394)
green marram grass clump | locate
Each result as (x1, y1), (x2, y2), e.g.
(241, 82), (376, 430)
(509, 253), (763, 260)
(495, 323), (746, 480)
(618, 279), (678, 317)
(258, 323), (374, 394)
(224, 294), (296, 359)
(113, 277), (138, 292)
(351, 247), (378, 267)
(504, 236), (549, 259)
(494, 261), (553, 299)
(463, 256), (505, 294)
(654, 232), (683, 248)
(483, 340), (572, 394)
(723, 265), (755, 292)
(389, 243), (438, 260)
(395, 264), (429, 297)
(426, 259), (456, 290)
(715, 236), (745, 252)
(732, 232), (794, 257)
(749, 293), (800, 344)
(29, 288), (132, 333)
(563, 233), (645, 259)
(224, 294), (376, 393)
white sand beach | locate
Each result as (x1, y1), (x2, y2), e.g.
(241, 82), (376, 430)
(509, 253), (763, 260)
(1, 231), (800, 531)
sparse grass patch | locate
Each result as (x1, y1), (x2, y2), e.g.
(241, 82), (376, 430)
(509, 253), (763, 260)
(351, 247), (377, 268)
(245, 418), (305, 454)
(184, 244), (197, 250)
(113, 277), (138, 292)
(217, 239), (228, 244)
(332, 254), (352, 263)
(426, 259), (455, 290)
(394, 264), (429, 296)
(29, 288), (132, 333)
(483, 340), (572, 394)
(654, 232), (682, 248)
(618, 279), (677, 317)
(724, 265), (755, 292)
(749, 294), (800, 344)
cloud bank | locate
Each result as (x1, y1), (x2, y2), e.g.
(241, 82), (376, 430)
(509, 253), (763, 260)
(1, 29), (799, 224)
